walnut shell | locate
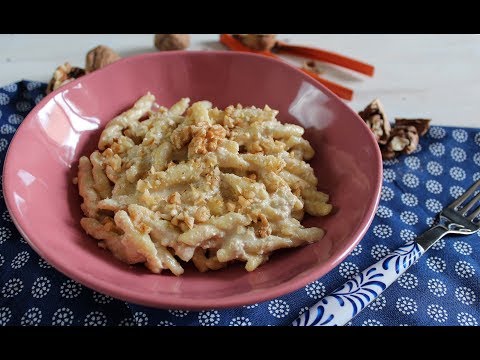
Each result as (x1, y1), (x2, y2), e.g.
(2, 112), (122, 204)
(85, 45), (121, 73)
(154, 34), (190, 51)
(383, 125), (419, 160)
(394, 118), (431, 136)
(358, 99), (391, 145)
(380, 146), (397, 160)
(46, 62), (85, 94)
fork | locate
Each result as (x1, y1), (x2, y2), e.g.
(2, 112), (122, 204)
(292, 179), (480, 326)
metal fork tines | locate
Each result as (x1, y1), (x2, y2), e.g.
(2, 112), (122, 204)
(417, 179), (480, 251)
(448, 178), (480, 221)
(442, 178), (480, 234)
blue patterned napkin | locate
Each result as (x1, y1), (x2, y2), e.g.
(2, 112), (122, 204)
(0, 80), (479, 326)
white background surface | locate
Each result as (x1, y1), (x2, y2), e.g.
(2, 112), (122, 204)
(1, 34), (479, 128)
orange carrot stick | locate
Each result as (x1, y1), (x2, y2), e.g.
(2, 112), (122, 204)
(301, 68), (353, 101)
(276, 41), (375, 77)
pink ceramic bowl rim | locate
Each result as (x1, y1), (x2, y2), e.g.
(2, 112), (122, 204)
(2, 51), (383, 309)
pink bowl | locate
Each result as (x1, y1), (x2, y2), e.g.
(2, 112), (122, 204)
(3, 51), (382, 309)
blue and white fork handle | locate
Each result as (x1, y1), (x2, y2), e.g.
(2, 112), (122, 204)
(292, 225), (451, 326)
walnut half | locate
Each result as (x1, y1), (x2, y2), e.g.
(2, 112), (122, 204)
(154, 34), (190, 51)
(358, 99), (391, 145)
(381, 125), (419, 159)
(46, 63), (86, 94)
(395, 118), (431, 136)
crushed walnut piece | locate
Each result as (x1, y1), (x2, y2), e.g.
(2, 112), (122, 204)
(234, 34), (277, 51)
(154, 34), (190, 51)
(358, 99), (391, 145)
(167, 192), (181, 205)
(382, 125), (419, 159)
(183, 213), (195, 229)
(85, 45), (121, 73)
(255, 213), (272, 238)
(188, 124), (227, 156)
(394, 118), (431, 136)
(194, 206), (210, 223)
(237, 195), (252, 209)
(46, 63), (86, 94)
(226, 201), (236, 212)
(360, 100), (431, 160)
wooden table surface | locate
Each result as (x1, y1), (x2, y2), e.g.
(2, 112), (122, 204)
(1, 34), (479, 128)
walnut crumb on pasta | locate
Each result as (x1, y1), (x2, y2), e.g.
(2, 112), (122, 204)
(77, 93), (332, 275)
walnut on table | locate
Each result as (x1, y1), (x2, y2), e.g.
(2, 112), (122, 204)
(381, 125), (419, 160)
(46, 62), (86, 94)
(358, 99), (391, 145)
(46, 45), (120, 94)
(359, 99), (431, 160)
(154, 34), (190, 51)
(234, 34), (277, 51)
(395, 118), (431, 137)
(85, 45), (121, 73)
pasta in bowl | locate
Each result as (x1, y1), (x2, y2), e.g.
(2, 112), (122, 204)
(78, 94), (332, 275)
(3, 51), (382, 309)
